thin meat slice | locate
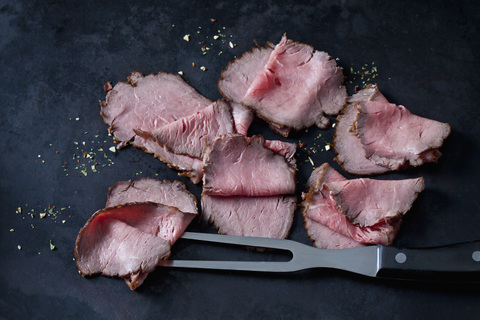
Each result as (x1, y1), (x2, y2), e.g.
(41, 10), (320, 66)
(75, 202), (195, 290)
(334, 85), (389, 175)
(135, 136), (204, 184)
(263, 139), (297, 168)
(104, 177), (197, 288)
(100, 71), (212, 183)
(241, 35), (347, 136)
(230, 102), (255, 136)
(302, 163), (424, 246)
(139, 100), (234, 159)
(302, 163), (364, 249)
(327, 178), (425, 228)
(230, 102), (297, 167)
(101, 71), (211, 147)
(219, 45), (274, 104)
(202, 134), (296, 197)
(303, 217), (364, 249)
(106, 177), (198, 215)
(201, 195), (296, 239)
(355, 99), (451, 170)
(334, 84), (451, 175)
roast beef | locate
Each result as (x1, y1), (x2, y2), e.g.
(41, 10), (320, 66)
(229, 103), (297, 168)
(218, 45), (274, 104)
(303, 217), (364, 249)
(334, 85), (390, 175)
(138, 100), (234, 159)
(202, 134), (296, 197)
(334, 85), (451, 175)
(202, 195), (296, 239)
(135, 136), (204, 183)
(106, 177), (198, 215)
(100, 71), (212, 182)
(75, 202), (196, 290)
(263, 139), (297, 168)
(240, 35), (347, 137)
(76, 178), (197, 290)
(302, 163), (424, 246)
(355, 98), (451, 170)
(230, 102), (255, 136)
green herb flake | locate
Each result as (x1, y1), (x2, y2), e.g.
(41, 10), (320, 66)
(49, 240), (56, 251)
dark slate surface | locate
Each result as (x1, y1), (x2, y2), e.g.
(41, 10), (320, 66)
(1, 1), (479, 319)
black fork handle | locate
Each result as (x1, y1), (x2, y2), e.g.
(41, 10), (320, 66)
(376, 240), (480, 282)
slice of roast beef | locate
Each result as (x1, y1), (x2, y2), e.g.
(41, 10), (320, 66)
(134, 135), (204, 184)
(202, 134), (296, 197)
(138, 100), (234, 159)
(302, 163), (424, 246)
(229, 103), (297, 167)
(263, 139), (297, 168)
(334, 85), (451, 175)
(106, 177), (198, 215)
(230, 102), (255, 136)
(218, 45), (274, 104)
(303, 217), (364, 249)
(334, 85), (390, 175)
(75, 202), (196, 290)
(202, 195), (296, 239)
(104, 177), (197, 288)
(241, 35), (347, 136)
(355, 98), (451, 171)
(100, 71), (212, 183)
(101, 71), (211, 147)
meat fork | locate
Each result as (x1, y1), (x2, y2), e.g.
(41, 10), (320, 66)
(158, 232), (480, 282)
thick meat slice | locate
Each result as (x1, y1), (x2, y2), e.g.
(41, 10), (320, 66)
(202, 195), (296, 239)
(302, 163), (424, 246)
(202, 134), (296, 196)
(241, 35), (347, 136)
(334, 85), (390, 175)
(106, 178), (198, 215)
(140, 100), (234, 159)
(355, 99), (451, 170)
(75, 203), (195, 290)
(219, 45), (274, 104)
(100, 71), (212, 183)
(334, 85), (451, 175)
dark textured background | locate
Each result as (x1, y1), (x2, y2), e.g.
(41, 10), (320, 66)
(1, 1), (479, 319)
